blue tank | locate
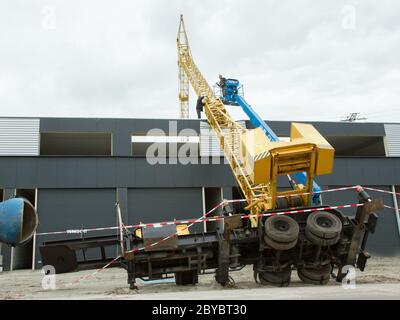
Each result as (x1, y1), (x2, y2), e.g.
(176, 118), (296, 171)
(0, 197), (38, 246)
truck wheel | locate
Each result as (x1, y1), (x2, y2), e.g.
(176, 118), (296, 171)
(264, 215), (299, 243)
(259, 267), (291, 287)
(264, 215), (299, 250)
(305, 212), (342, 246)
(297, 264), (332, 285)
(305, 228), (340, 246)
(175, 270), (198, 285)
(264, 234), (298, 250)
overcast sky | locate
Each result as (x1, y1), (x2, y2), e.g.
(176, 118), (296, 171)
(0, 0), (399, 122)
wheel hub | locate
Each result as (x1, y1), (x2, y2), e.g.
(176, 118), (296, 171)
(273, 220), (289, 232)
(316, 216), (333, 228)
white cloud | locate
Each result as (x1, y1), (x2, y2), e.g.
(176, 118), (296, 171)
(0, 0), (399, 122)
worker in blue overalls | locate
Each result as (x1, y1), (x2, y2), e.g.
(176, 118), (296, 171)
(217, 75), (227, 97)
(196, 96), (204, 119)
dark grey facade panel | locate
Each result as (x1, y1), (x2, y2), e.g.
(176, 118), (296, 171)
(39, 118), (386, 138)
(316, 158), (400, 186)
(117, 188), (129, 223)
(127, 187), (203, 232)
(1, 188), (15, 271)
(0, 157), (236, 188)
(40, 118), (99, 132)
(40, 118), (201, 134)
(36, 188), (117, 235)
(1, 244), (11, 271)
(40, 118), (201, 157)
(39, 118), (386, 157)
(253, 121), (386, 137)
(1, 156), (400, 189)
(35, 188), (118, 268)
(358, 187), (400, 256)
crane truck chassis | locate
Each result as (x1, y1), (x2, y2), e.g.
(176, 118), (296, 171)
(121, 187), (381, 288)
(40, 187), (382, 289)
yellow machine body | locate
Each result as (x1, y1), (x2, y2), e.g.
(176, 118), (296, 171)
(240, 123), (334, 186)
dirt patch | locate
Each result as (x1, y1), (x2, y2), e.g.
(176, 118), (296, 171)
(0, 255), (399, 299)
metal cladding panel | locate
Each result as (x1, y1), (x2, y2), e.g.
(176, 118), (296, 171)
(127, 188), (203, 233)
(385, 124), (400, 156)
(0, 118), (39, 156)
(200, 120), (245, 157)
(35, 188), (117, 268)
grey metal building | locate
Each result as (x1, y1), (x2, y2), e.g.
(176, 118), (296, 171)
(0, 117), (400, 272)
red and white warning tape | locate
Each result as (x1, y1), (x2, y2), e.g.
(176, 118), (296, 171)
(62, 201), (368, 286)
(245, 202), (365, 218)
(120, 203), (369, 256)
(37, 202), (364, 236)
(37, 200), (225, 236)
(60, 185), (395, 287)
(59, 255), (121, 288)
(363, 187), (400, 197)
(60, 202), (224, 287)
(36, 185), (362, 237)
(124, 201), (230, 255)
(384, 205), (400, 212)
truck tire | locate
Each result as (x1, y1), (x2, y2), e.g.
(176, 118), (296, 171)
(264, 215), (299, 243)
(297, 264), (332, 285)
(305, 228), (340, 246)
(306, 212), (342, 238)
(175, 270), (198, 285)
(264, 234), (298, 250)
(259, 267), (291, 287)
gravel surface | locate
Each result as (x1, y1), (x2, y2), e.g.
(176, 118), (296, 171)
(0, 256), (399, 299)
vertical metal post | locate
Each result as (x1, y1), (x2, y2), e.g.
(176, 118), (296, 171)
(31, 188), (38, 270)
(0, 190), (2, 272)
(116, 202), (125, 257)
(202, 187), (207, 232)
(10, 188), (16, 271)
(0, 243), (3, 272)
(220, 188), (225, 231)
(10, 247), (14, 271)
(391, 185), (400, 240)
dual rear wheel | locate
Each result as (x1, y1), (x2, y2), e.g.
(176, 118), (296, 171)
(305, 212), (342, 246)
(260, 211), (342, 286)
(263, 211), (343, 249)
(258, 264), (333, 287)
(263, 215), (299, 250)
(259, 267), (291, 287)
(297, 264), (332, 285)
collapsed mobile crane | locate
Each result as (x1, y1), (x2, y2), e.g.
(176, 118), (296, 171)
(40, 15), (382, 289)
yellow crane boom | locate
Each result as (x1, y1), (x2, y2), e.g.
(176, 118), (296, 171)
(177, 15), (334, 226)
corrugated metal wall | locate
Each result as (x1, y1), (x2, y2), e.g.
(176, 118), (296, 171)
(0, 118), (40, 156)
(384, 124), (400, 156)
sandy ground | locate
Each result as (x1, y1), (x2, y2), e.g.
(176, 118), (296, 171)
(0, 256), (399, 300)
